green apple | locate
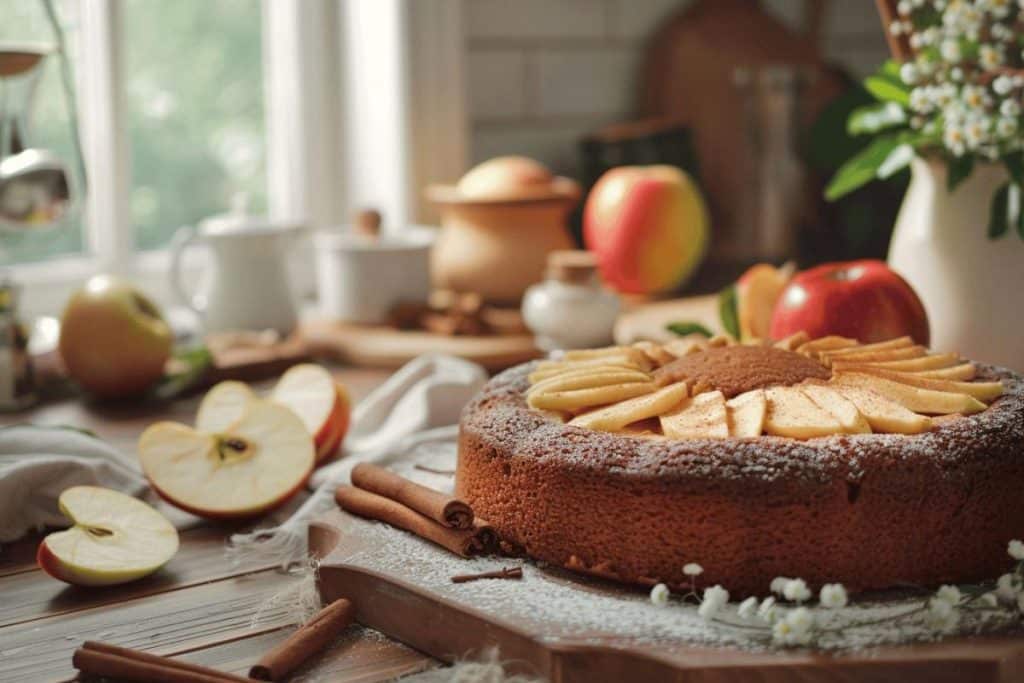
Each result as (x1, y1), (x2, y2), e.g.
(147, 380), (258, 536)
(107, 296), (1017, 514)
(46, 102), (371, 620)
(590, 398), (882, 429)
(37, 486), (179, 586)
(59, 274), (173, 398)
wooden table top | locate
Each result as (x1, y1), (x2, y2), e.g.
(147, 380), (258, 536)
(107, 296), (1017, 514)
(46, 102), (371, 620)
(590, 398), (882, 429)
(0, 365), (438, 683)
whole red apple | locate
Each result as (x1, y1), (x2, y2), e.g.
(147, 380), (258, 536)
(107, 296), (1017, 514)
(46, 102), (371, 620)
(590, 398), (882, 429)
(770, 260), (929, 345)
(583, 165), (708, 294)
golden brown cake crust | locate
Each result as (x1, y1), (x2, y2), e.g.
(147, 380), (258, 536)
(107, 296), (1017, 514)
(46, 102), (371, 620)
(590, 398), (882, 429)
(653, 345), (831, 397)
(456, 362), (1024, 596)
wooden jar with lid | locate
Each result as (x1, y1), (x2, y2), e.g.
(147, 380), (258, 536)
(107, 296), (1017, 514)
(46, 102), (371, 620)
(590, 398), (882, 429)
(425, 156), (580, 304)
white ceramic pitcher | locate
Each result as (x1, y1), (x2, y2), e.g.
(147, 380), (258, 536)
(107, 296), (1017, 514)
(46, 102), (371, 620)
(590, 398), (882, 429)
(170, 200), (301, 334)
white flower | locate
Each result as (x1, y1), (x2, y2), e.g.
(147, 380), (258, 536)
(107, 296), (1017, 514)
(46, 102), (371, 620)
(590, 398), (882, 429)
(997, 116), (1018, 138)
(1000, 98), (1021, 117)
(698, 585), (729, 621)
(772, 607), (815, 646)
(770, 577), (791, 595)
(783, 578), (811, 603)
(935, 83), (957, 107)
(819, 583), (849, 609)
(944, 123), (966, 153)
(962, 85), (987, 109)
(994, 75), (1015, 95)
(649, 583), (670, 606)
(683, 562), (704, 577)
(981, 592), (999, 608)
(996, 573), (1021, 603)
(898, 0), (912, 14)
(1008, 540), (1024, 560)
(941, 39), (962, 62)
(989, 0), (1012, 18)
(890, 20), (904, 35)
(900, 62), (920, 85)
(737, 596), (759, 619)
(925, 598), (959, 632)
(980, 44), (1005, 70)
(950, 66), (964, 81)
(758, 596), (777, 622)
(935, 584), (962, 606)
(909, 87), (932, 113)
(964, 119), (988, 148)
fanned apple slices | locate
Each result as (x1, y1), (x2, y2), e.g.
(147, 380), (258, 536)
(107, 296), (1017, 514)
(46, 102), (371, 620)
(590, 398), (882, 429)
(526, 336), (1004, 440)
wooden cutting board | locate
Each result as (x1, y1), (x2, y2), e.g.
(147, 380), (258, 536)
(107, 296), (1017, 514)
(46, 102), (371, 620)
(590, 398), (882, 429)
(299, 320), (541, 371)
(311, 508), (1024, 683)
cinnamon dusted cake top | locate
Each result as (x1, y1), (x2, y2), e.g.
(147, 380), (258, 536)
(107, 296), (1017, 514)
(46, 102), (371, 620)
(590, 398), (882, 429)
(523, 333), (1008, 440)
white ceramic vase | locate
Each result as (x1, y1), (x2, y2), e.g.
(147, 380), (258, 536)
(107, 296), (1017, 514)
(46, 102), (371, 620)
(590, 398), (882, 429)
(889, 156), (1024, 371)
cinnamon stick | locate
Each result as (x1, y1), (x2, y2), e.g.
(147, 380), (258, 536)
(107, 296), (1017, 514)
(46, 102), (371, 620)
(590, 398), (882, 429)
(351, 462), (473, 529)
(335, 484), (496, 557)
(74, 644), (250, 683)
(451, 566), (523, 584)
(249, 598), (355, 681)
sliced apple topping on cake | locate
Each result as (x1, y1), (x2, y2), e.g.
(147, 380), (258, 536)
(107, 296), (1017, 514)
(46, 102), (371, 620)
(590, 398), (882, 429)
(526, 335), (1003, 439)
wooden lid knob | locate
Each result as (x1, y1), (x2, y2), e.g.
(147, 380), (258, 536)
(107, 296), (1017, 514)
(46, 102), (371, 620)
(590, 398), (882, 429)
(547, 250), (599, 284)
(353, 208), (382, 239)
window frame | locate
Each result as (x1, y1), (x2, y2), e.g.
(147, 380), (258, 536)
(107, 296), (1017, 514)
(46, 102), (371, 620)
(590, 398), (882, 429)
(10, 0), (467, 319)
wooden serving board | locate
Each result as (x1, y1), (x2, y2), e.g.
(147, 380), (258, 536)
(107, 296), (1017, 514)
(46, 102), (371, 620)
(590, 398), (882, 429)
(300, 320), (541, 371)
(311, 509), (1024, 683)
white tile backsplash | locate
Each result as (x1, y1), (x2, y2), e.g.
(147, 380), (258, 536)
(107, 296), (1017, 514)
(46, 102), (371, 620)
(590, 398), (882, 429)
(465, 0), (608, 40)
(467, 50), (529, 119)
(535, 48), (638, 117)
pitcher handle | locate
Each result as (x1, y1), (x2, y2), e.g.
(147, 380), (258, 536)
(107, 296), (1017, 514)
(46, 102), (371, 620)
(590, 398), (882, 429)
(169, 225), (204, 316)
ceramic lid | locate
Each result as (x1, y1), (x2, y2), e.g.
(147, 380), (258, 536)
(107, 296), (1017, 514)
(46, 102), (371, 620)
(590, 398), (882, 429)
(198, 193), (300, 236)
(426, 156), (581, 206)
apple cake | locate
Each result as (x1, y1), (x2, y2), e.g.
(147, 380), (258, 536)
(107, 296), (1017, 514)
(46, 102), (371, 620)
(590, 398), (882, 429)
(455, 334), (1024, 596)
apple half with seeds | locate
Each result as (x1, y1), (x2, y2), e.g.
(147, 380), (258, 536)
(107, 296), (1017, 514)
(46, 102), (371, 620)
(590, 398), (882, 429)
(139, 398), (314, 519)
(270, 364), (350, 463)
(37, 486), (179, 586)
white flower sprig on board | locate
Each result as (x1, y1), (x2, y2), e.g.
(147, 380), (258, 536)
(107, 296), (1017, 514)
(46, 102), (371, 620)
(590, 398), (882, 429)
(649, 541), (1024, 648)
(828, 0), (1024, 240)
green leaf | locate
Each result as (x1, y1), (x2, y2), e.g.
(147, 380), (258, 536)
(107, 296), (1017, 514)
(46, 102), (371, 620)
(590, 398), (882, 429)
(718, 285), (739, 339)
(153, 345), (213, 400)
(666, 321), (713, 338)
(879, 59), (902, 84)
(864, 76), (910, 106)
(847, 102), (907, 136)
(989, 183), (1010, 239)
(947, 156), (974, 192)
(877, 143), (915, 179)
(1004, 154), (1024, 186)
(825, 135), (902, 201)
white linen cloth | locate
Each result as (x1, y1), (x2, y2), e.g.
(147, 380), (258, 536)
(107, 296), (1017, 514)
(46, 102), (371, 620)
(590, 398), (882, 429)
(227, 354), (488, 566)
(0, 425), (148, 543)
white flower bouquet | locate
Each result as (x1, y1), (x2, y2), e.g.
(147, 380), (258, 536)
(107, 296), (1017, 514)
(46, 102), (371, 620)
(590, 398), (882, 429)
(827, 0), (1024, 239)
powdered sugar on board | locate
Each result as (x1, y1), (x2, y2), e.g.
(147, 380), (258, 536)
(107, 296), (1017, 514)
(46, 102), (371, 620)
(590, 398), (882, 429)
(319, 443), (1023, 654)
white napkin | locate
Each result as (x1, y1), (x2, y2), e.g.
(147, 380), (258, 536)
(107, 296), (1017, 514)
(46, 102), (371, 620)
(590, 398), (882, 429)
(227, 354), (488, 567)
(0, 425), (148, 543)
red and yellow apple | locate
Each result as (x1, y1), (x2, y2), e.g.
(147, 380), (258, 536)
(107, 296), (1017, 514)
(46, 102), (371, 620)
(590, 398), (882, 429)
(270, 364), (350, 463)
(59, 275), (173, 398)
(583, 165), (709, 294)
(139, 398), (314, 519)
(37, 486), (179, 586)
(770, 260), (930, 345)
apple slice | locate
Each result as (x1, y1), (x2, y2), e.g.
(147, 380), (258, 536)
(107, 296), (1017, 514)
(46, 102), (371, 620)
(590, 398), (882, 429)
(821, 345), (927, 366)
(828, 384), (932, 434)
(773, 331), (810, 351)
(833, 352), (961, 373)
(570, 381), (689, 432)
(832, 372), (986, 415)
(661, 390), (728, 439)
(911, 363), (977, 381)
(196, 380), (254, 433)
(529, 353), (647, 382)
(272, 364), (350, 463)
(529, 381), (657, 413)
(735, 262), (794, 342)
(37, 486), (178, 586)
(527, 368), (651, 397)
(796, 336), (860, 356)
(764, 386), (842, 439)
(832, 366), (1002, 402)
(726, 389), (767, 437)
(823, 336), (914, 358)
(139, 399), (314, 519)
(800, 383), (871, 434)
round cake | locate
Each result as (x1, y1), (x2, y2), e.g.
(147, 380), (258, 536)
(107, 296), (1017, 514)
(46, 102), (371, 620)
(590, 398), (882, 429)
(456, 335), (1024, 596)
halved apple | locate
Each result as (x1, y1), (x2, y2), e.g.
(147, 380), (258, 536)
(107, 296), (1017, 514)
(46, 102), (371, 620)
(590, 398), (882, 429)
(139, 399), (315, 519)
(196, 380), (254, 433)
(271, 364), (351, 463)
(661, 390), (728, 439)
(726, 389), (767, 437)
(764, 386), (842, 439)
(827, 384), (931, 434)
(832, 372), (986, 415)
(799, 383), (871, 434)
(37, 486), (179, 586)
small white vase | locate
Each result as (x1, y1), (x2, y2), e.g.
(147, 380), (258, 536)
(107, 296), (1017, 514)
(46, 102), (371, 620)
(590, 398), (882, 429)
(889, 156), (1024, 371)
